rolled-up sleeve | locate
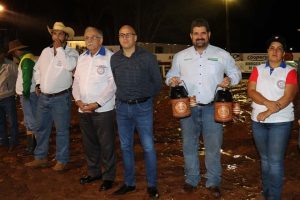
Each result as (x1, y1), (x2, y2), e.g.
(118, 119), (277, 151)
(224, 54), (242, 85)
(165, 54), (180, 86)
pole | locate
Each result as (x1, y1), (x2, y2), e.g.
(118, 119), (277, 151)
(225, 0), (230, 52)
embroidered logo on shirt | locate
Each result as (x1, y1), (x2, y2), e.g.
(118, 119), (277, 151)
(96, 65), (106, 75)
(277, 80), (285, 89)
(56, 60), (63, 66)
(184, 58), (193, 61)
(207, 57), (218, 61)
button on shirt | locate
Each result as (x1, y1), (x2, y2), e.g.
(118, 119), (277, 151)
(166, 45), (241, 104)
(34, 46), (79, 94)
(72, 47), (116, 113)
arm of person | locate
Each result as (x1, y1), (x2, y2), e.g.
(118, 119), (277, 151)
(10, 62), (18, 84)
(95, 74), (116, 107)
(165, 54), (182, 87)
(72, 68), (88, 112)
(33, 56), (41, 95)
(56, 47), (79, 72)
(224, 53), (242, 85)
(276, 69), (298, 110)
(149, 54), (162, 96)
(83, 68), (117, 113)
(247, 67), (279, 113)
(21, 59), (35, 99)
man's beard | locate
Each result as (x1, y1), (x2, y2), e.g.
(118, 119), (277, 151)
(193, 39), (207, 48)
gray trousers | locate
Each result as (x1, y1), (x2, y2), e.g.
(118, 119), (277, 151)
(79, 110), (116, 181)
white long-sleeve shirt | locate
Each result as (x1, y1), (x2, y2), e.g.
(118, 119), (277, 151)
(34, 45), (79, 94)
(166, 45), (242, 104)
(72, 47), (116, 113)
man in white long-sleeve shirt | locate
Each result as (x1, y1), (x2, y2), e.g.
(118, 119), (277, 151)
(26, 22), (79, 171)
(166, 18), (241, 198)
(72, 27), (116, 191)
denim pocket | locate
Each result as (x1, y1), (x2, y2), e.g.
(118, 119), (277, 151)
(115, 100), (121, 110)
(136, 99), (152, 112)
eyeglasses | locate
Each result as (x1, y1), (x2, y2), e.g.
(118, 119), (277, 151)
(118, 33), (136, 39)
(84, 35), (102, 41)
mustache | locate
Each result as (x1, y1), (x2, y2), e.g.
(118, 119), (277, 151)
(86, 42), (96, 46)
(196, 39), (205, 42)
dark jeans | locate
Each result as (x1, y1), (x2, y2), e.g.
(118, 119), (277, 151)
(0, 95), (19, 146)
(116, 98), (157, 187)
(79, 110), (116, 181)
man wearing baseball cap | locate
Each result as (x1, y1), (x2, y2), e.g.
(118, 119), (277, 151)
(25, 22), (79, 171)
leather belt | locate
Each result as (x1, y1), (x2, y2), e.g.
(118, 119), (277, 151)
(196, 101), (214, 106)
(42, 89), (70, 98)
(120, 97), (150, 104)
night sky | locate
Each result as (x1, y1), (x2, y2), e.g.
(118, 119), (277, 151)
(0, 0), (299, 55)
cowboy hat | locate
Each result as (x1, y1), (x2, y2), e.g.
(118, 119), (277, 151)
(8, 40), (28, 54)
(47, 22), (75, 39)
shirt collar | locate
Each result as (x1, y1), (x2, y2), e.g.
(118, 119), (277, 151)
(192, 44), (210, 55)
(19, 51), (31, 59)
(265, 61), (286, 68)
(84, 46), (106, 56)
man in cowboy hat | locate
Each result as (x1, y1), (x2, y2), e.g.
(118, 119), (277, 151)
(8, 39), (38, 155)
(25, 22), (79, 171)
(0, 46), (19, 152)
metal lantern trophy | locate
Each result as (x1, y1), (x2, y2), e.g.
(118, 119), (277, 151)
(170, 85), (191, 118)
(214, 88), (241, 123)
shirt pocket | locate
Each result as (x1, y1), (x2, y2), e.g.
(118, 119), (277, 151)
(205, 60), (222, 75)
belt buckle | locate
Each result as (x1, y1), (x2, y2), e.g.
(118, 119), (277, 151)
(128, 99), (135, 104)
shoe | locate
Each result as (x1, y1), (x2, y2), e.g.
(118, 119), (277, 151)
(113, 184), (136, 195)
(99, 180), (114, 191)
(183, 183), (197, 192)
(52, 161), (66, 171)
(147, 187), (159, 199)
(18, 149), (34, 157)
(25, 159), (48, 168)
(26, 134), (36, 154)
(207, 186), (221, 198)
(80, 175), (102, 185)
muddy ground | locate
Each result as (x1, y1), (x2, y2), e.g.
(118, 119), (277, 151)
(1, 80), (300, 200)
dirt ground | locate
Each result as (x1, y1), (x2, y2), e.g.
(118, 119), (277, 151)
(1, 80), (300, 200)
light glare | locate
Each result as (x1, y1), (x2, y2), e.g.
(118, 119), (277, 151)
(0, 5), (4, 12)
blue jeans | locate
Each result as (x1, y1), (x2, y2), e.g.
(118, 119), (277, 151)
(0, 95), (19, 146)
(116, 98), (157, 187)
(20, 92), (38, 132)
(252, 121), (292, 200)
(180, 104), (223, 187)
(34, 92), (71, 164)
